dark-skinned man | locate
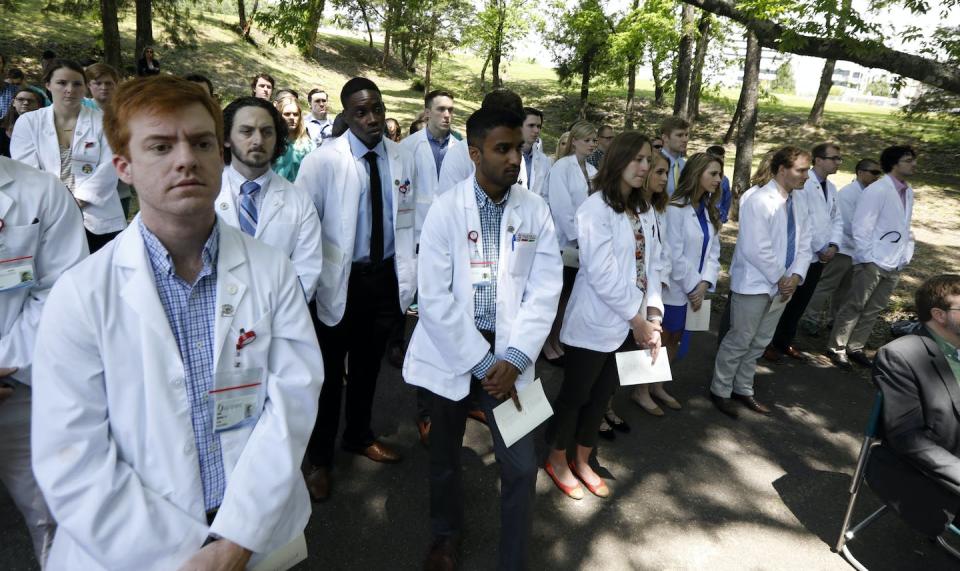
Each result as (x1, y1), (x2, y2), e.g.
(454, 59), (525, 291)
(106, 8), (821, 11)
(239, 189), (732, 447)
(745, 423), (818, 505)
(403, 107), (562, 570)
(296, 77), (418, 501)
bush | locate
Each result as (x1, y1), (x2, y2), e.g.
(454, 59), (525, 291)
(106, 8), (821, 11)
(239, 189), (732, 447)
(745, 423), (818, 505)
(410, 78), (425, 92)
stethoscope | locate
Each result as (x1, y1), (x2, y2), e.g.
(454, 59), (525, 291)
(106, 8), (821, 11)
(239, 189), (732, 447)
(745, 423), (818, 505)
(879, 231), (902, 243)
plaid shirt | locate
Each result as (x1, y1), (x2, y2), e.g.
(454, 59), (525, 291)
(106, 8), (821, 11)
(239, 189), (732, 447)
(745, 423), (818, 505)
(139, 219), (225, 512)
(0, 83), (16, 120)
(470, 179), (532, 379)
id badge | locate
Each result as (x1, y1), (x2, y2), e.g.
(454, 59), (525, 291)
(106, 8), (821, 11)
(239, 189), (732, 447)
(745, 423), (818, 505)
(396, 207), (415, 229)
(210, 367), (265, 433)
(470, 260), (493, 287)
(0, 256), (36, 291)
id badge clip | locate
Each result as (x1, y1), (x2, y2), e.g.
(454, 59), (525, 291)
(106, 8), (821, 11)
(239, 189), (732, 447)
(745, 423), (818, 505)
(468, 230), (492, 287)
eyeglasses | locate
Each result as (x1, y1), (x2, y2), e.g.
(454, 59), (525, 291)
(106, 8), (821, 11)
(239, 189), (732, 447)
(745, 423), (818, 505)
(13, 97), (36, 104)
(861, 169), (882, 176)
(653, 144), (663, 150)
(821, 155), (843, 162)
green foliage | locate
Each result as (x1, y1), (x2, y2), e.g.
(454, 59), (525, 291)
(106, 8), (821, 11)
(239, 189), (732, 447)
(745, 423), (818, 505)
(461, 0), (536, 67)
(770, 59), (794, 93)
(865, 77), (891, 97)
(605, 0), (680, 86)
(254, 0), (322, 52)
(543, 0), (613, 87)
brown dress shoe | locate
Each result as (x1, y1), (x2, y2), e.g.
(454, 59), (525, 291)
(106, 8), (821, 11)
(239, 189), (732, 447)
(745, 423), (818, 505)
(782, 345), (805, 360)
(305, 467), (331, 502)
(417, 419), (431, 447)
(732, 393), (772, 415)
(762, 346), (784, 363)
(343, 440), (403, 463)
(423, 536), (458, 571)
(467, 408), (487, 425)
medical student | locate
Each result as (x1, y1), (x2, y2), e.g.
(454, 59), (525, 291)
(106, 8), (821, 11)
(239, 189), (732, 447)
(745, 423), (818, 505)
(251, 72), (274, 100)
(660, 116), (689, 197)
(827, 145), (917, 370)
(296, 77), (417, 501)
(545, 132), (663, 500)
(401, 89), (459, 229)
(543, 120), (598, 364)
(403, 106), (562, 571)
(31, 76), (324, 570)
(0, 156), (87, 568)
(766, 142), (843, 362)
(710, 146), (812, 419)
(305, 88), (333, 146)
(11, 58), (125, 252)
(520, 106), (552, 198)
(801, 158), (882, 335)
(217, 96), (323, 299)
(436, 88), (527, 194)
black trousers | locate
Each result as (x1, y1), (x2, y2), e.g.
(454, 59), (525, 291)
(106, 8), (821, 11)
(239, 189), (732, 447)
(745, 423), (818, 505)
(306, 258), (401, 468)
(546, 335), (631, 451)
(85, 229), (120, 254)
(771, 261), (823, 351)
(428, 365), (536, 571)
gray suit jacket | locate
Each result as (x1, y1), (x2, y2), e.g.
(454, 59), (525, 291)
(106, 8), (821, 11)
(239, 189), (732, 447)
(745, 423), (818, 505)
(873, 328), (960, 494)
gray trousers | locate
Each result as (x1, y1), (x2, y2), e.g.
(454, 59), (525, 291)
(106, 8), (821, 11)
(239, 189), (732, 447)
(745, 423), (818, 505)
(711, 293), (787, 398)
(828, 262), (900, 353)
(804, 253), (854, 324)
(0, 384), (55, 567)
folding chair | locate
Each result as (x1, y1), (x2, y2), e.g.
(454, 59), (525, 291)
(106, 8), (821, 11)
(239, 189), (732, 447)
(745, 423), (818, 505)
(834, 392), (960, 569)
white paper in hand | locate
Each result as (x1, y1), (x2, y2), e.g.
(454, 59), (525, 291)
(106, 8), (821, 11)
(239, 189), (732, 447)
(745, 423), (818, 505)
(616, 349), (672, 386)
(685, 299), (711, 331)
(250, 533), (307, 571)
(492, 378), (554, 448)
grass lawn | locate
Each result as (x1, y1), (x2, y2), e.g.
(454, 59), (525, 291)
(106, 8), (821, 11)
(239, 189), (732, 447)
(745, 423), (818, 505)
(2, 0), (956, 345)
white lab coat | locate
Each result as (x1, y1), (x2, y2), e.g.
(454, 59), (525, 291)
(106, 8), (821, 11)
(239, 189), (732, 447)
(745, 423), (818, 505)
(402, 178), (562, 401)
(217, 167), (324, 299)
(663, 203), (721, 306)
(437, 141), (538, 200)
(547, 155), (597, 250)
(852, 174), (914, 271)
(796, 168), (843, 261)
(399, 127), (460, 232)
(729, 180), (812, 296)
(523, 147), (553, 199)
(31, 221), (324, 570)
(560, 192), (664, 353)
(295, 134), (417, 326)
(651, 207), (672, 290)
(10, 105), (126, 235)
(0, 156), (87, 385)
(836, 179), (865, 255)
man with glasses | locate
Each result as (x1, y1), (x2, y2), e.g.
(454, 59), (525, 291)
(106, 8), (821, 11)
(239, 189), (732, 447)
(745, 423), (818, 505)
(828, 145), (917, 369)
(305, 88), (332, 146)
(586, 124), (614, 168)
(802, 158), (883, 336)
(765, 142), (843, 362)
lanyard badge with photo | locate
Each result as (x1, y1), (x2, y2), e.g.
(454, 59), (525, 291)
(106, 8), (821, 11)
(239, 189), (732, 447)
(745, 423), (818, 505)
(0, 255), (36, 292)
(209, 329), (266, 433)
(468, 230), (492, 287)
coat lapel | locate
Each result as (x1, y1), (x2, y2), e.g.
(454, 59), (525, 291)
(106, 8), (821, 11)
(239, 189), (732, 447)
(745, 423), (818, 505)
(921, 329), (960, 418)
(213, 226), (248, 370)
(256, 171), (286, 233)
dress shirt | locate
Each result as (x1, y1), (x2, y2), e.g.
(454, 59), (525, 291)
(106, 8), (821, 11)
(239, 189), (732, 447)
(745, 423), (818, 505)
(138, 218), (224, 512)
(930, 329), (960, 385)
(225, 163), (270, 212)
(304, 115), (331, 146)
(0, 83), (16, 120)
(586, 148), (604, 169)
(425, 128), (450, 177)
(891, 173), (908, 208)
(469, 178), (532, 379)
(522, 147), (533, 189)
(662, 149), (686, 197)
(346, 129), (394, 262)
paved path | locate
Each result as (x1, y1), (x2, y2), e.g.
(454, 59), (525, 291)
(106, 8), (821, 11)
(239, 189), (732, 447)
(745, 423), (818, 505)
(2, 322), (958, 570)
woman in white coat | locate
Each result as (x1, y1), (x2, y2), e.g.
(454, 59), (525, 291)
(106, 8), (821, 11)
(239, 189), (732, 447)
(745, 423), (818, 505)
(543, 120), (598, 363)
(11, 59), (125, 252)
(544, 132), (663, 500)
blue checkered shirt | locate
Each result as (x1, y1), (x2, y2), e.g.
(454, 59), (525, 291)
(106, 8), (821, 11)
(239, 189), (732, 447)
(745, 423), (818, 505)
(0, 83), (16, 120)
(470, 179), (532, 379)
(139, 219), (225, 512)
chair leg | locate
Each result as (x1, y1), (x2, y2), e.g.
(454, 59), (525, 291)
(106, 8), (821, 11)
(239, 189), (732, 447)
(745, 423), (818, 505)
(936, 535), (960, 561)
(835, 438), (881, 553)
(837, 506), (888, 570)
(840, 545), (870, 571)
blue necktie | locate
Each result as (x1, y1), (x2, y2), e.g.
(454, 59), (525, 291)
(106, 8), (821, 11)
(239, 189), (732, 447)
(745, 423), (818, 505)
(239, 180), (260, 237)
(785, 195), (795, 270)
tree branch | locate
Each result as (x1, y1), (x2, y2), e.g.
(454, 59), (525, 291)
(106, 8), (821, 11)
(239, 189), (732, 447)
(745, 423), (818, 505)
(679, 0), (960, 94)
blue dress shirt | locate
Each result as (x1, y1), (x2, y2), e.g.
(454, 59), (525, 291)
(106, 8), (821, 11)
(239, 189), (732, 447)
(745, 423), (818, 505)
(425, 128), (450, 177)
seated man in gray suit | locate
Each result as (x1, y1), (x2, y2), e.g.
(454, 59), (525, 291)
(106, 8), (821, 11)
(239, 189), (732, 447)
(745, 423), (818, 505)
(870, 274), (960, 536)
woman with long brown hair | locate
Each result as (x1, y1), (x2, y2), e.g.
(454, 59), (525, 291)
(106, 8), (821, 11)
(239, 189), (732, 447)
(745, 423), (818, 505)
(272, 92), (315, 182)
(544, 131), (663, 500)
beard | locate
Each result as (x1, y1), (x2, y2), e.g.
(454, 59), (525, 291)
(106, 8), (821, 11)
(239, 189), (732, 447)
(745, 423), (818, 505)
(233, 149), (272, 170)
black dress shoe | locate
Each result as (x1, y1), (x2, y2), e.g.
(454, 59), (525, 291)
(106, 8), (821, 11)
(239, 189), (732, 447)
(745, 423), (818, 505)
(710, 393), (739, 419)
(305, 466), (331, 502)
(732, 393), (772, 415)
(847, 350), (873, 368)
(604, 411), (631, 433)
(598, 423), (616, 441)
(829, 350), (852, 370)
(424, 536), (459, 571)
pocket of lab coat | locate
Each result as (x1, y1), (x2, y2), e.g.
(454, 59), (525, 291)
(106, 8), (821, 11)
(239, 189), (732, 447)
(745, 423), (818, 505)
(229, 311), (272, 378)
(0, 222), (40, 261)
(267, 222), (298, 257)
(509, 241), (536, 277)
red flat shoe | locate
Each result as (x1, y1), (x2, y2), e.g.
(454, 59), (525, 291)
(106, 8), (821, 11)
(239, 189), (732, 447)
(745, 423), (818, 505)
(568, 461), (610, 498)
(544, 461), (583, 500)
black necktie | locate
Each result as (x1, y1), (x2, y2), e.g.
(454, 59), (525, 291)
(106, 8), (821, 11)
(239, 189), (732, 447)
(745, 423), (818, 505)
(364, 151), (384, 262)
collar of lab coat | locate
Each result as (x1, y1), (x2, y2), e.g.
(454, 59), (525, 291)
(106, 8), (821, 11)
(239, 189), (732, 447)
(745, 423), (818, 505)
(39, 104), (98, 144)
(461, 178), (522, 248)
(115, 217), (249, 365)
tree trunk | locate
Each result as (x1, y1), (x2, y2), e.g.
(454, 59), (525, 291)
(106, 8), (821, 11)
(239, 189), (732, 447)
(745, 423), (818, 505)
(480, 49), (491, 91)
(237, 0), (247, 35)
(491, 6), (505, 88)
(357, 0), (373, 49)
(731, 30), (761, 222)
(651, 57), (665, 106)
(687, 13), (710, 120)
(100, 0), (122, 70)
(424, 27), (435, 94)
(578, 52), (593, 119)
(302, 0), (324, 55)
(672, 4), (696, 118)
(135, 0), (153, 59)
(723, 98), (741, 144)
(806, 59), (835, 126)
(625, 59), (638, 129)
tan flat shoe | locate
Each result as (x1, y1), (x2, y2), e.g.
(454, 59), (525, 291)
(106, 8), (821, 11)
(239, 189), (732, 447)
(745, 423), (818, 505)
(630, 392), (664, 416)
(653, 393), (682, 410)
